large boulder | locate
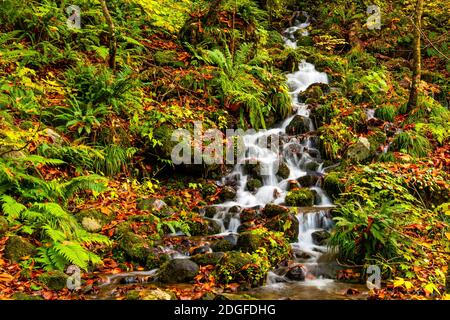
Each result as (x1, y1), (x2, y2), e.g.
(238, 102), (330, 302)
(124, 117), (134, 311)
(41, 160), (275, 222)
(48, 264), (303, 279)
(145, 250), (171, 270)
(38, 271), (68, 290)
(285, 115), (310, 135)
(116, 224), (152, 263)
(285, 188), (315, 207)
(346, 137), (372, 163)
(4, 236), (35, 262)
(262, 203), (289, 218)
(240, 208), (258, 223)
(266, 212), (299, 242)
(157, 259), (200, 283)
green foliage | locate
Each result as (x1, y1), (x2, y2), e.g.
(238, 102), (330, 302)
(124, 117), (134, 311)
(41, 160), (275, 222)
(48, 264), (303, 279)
(375, 105), (396, 122)
(390, 131), (431, 158)
(1, 195), (111, 271)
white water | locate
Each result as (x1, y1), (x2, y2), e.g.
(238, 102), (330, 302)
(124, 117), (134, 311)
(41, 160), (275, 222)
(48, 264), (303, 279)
(210, 20), (336, 282)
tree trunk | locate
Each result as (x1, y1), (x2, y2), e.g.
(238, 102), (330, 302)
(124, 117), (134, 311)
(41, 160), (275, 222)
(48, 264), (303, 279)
(407, 0), (424, 111)
(99, 0), (117, 70)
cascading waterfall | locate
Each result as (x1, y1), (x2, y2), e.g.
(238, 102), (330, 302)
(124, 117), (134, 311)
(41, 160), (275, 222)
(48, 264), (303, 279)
(210, 19), (337, 283)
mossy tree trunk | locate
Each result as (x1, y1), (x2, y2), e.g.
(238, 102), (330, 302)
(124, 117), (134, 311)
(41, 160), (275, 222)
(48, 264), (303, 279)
(99, 0), (117, 70)
(407, 0), (424, 111)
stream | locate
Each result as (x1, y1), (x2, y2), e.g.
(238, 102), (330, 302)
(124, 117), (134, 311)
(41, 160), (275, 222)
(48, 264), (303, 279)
(90, 18), (368, 300)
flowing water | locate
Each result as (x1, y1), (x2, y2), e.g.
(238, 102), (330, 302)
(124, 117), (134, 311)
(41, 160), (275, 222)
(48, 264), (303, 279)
(91, 19), (367, 300)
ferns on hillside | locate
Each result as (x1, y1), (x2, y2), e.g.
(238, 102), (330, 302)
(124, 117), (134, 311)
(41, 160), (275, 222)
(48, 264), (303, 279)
(390, 131), (431, 158)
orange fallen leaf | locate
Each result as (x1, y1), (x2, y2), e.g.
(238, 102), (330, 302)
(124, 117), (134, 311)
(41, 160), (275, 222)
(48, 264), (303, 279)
(0, 273), (14, 282)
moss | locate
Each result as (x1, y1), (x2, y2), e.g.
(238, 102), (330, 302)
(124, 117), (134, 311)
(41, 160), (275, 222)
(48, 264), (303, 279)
(0, 216), (8, 235)
(262, 203), (289, 218)
(126, 288), (174, 300)
(118, 231), (152, 263)
(213, 251), (271, 287)
(211, 239), (235, 252)
(375, 105), (396, 122)
(285, 188), (315, 206)
(4, 236), (35, 262)
(236, 228), (292, 266)
(188, 218), (221, 236)
(11, 293), (44, 300)
(246, 178), (262, 192)
(146, 252), (170, 270)
(277, 162), (290, 179)
(153, 124), (177, 159)
(76, 209), (110, 232)
(191, 252), (225, 265)
(285, 115), (309, 135)
(154, 50), (184, 68)
(38, 271), (69, 290)
(266, 212), (299, 242)
(323, 172), (345, 200)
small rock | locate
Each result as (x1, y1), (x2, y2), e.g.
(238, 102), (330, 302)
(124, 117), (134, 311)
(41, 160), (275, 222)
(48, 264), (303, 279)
(297, 173), (321, 187)
(44, 128), (64, 146)
(228, 205), (241, 214)
(346, 137), (372, 163)
(240, 208), (258, 223)
(203, 206), (217, 218)
(285, 115), (310, 135)
(219, 186), (237, 201)
(38, 271), (69, 290)
(246, 178), (262, 192)
(276, 161), (290, 179)
(191, 245), (211, 255)
(5, 236), (35, 262)
(285, 188), (315, 207)
(81, 217), (102, 233)
(286, 264), (306, 281)
(311, 230), (330, 246)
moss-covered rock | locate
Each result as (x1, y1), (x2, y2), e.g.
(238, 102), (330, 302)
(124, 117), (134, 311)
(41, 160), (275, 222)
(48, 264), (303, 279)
(191, 252), (225, 265)
(285, 115), (310, 135)
(345, 137), (372, 163)
(211, 238), (235, 252)
(203, 206), (217, 218)
(323, 172), (345, 200)
(311, 229), (330, 246)
(285, 188), (315, 207)
(146, 251), (170, 270)
(201, 183), (218, 198)
(244, 161), (263, 180)
(298, 83), (329, 103)
(219, 186), (237, 201)
(236, 228), (291, 266)
(38, 271), (68, 290)
(4, 236), (35, 262)
(262, 203), (289, 218)
(277, 162), (290, 179)
(240, 208), (258, 223)
(157, 259), (199, 283)
(246, 178), (262, 192)
(152, 124), (177, 160)
(213, 251), (270, 287)
(117, 230), (152, 263)
(137, 198), (173, 217)
(266, 212), (299, 242)
(0, 216), (8, 235)
(76, 209), (110, 232)
(297, 174), (320, 187)
(188, 218), (221, 236)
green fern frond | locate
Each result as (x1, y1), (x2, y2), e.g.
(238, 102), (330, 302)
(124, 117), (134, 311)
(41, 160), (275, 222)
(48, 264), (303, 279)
(0, 194), (26, 220)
